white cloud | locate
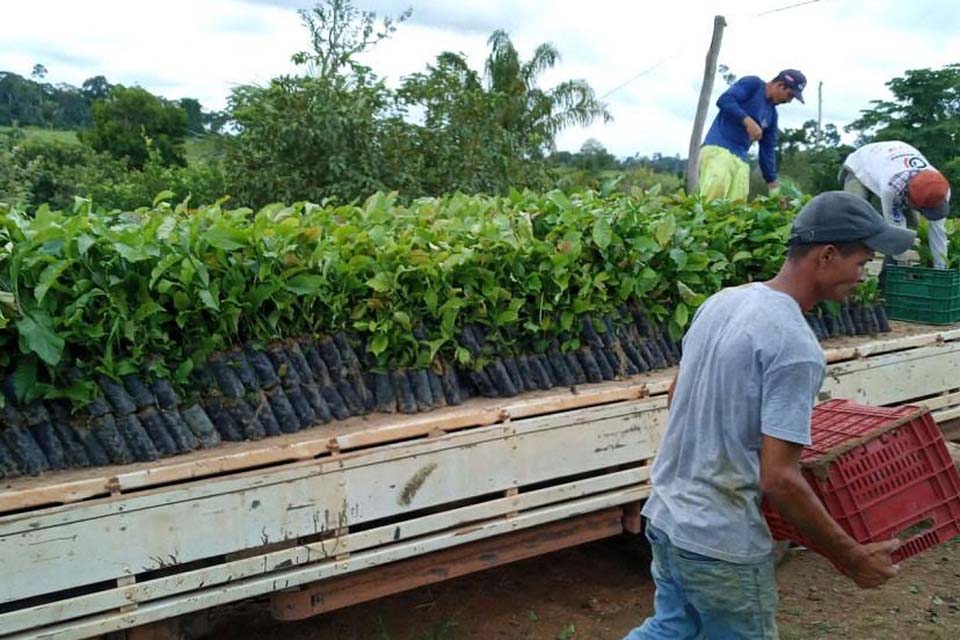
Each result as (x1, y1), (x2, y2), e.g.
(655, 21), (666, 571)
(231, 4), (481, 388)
(2, 0), (957, 158)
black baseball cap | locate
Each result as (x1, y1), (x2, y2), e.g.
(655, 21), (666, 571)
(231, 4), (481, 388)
(788, 191), (916, 255)
(774, 69), (807, 103)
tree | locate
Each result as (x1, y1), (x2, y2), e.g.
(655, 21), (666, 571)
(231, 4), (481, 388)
(226, 1), (611, 204)
(483, 30), (611, 158)
(0, 72), (107, 129)
(178, 97), (206, 135)
(398, 52), (540, 194)
(846, 64), (960, 172)
(227, 75), (416, 206)
(51, 84), (91, 129)
(292, 0), (411, 80)
(79, 85), (188, 169)
(31, 64), (47, 81)
(576, 138), (617, 172)
(225, 1), (418, 206)
(397, 31), (611, 194)
(846, 65), (960, 209)
(776, 119), (852, 195)
(81, 75), (111, 101)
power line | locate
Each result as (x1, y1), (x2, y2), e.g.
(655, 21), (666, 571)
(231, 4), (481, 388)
(600, 0), (826, 100)
(599, 51), (683, 99)
(754, 0), (823, 17)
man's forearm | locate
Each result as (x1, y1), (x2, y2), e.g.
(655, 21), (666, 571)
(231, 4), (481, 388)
(765, 468), (859, 565)
(929, 218), (949, 269)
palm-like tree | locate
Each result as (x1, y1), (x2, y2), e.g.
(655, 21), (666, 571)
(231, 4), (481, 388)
(484, 30), (612, 157)
(397, 29), (612, 194)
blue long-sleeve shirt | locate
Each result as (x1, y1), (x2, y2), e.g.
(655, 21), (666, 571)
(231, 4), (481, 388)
(703, 76), (779, 183)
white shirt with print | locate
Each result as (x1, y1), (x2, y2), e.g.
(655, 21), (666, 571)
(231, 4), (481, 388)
(844, 141), (949, 268)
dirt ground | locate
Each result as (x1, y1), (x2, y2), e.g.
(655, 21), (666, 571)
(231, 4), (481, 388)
(200, 533), (960, 640)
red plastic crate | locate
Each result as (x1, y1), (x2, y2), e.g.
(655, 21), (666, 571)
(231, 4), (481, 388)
(763, 399), (960, 564)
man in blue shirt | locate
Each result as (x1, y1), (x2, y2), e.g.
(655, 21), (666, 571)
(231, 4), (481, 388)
(699, 69), (806, 201)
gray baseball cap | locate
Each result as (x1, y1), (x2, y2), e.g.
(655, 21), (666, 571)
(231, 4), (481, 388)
(787, 191), (916, 255)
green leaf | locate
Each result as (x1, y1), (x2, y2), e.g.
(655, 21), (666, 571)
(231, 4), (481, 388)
(115, 242), (151, 263)
(199, 289), (220, 311)
(393, 310), (411, 330)
(58, 380), (95, 404)
(17, 312), (64, 366)
(179, 258), (196, 285)
(547, 190), (572, 210)
(677, 282), (697, 304)
(685, 252), (711, 272)
(174, 358), (195, 383)
(156, 216), (177, 240)
(206, 227), (246, 251)
(150, 254), (182, 288)
(369, 334), (388, 356)
(631, 235), (659, 254)
(153, 190), (176, 206)
(173, 291), (191, 310)
(424, 290), (438, 314)
(426, 338), (446, 360)
(285, 274), (324, 295)
(12, 356), (38, 403)
(673, 302), (690, 328)
(366, 272), (392, 292)
(441, 308), (458, 336)
(76, 234), (95, 256)
(194, 260), (210, 287)
(667, 319), (683, 343)
(368, 225), (387, 246)
(732, 250), (753, 263)
(496, 309), (519, 324)
(655, 215), (677, 247)
(669, 248), (688, 270)
(35, 259), (73, 303)
(592, 218), (613, 249)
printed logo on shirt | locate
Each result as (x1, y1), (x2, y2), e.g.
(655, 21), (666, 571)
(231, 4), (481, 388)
(889, 152), (929, 171)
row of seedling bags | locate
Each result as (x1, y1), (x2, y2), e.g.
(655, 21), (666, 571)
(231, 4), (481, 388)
(0, 301), (889, 478)
(803, 301), (892, 341)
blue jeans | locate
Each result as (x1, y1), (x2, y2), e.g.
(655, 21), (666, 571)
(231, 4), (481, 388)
(623, 524), (779, 640)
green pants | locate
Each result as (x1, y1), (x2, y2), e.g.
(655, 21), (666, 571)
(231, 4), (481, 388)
(699, 145), (749, 201)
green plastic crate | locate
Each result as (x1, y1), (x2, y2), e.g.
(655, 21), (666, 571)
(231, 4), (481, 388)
(883, 265), (960, 325)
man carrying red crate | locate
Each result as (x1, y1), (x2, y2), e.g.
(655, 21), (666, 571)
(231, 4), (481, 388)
(624, 192), (915, 640)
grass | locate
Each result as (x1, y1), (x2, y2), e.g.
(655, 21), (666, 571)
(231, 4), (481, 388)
(184, 134), (226, 165)
(0, 125), (79, 144)
(1, 126), (223, 165)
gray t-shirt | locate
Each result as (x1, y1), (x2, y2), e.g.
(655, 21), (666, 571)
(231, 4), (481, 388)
(642, 283), (825, 563)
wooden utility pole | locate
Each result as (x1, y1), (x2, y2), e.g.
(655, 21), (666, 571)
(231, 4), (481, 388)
(685, 15), (726, 195)
(816, 81), (823, 146)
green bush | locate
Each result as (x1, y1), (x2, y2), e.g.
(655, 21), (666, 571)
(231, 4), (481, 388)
(0, 131), (227, 212)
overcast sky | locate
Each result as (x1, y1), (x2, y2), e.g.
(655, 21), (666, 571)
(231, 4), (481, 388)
(2, 0), (959, 157)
